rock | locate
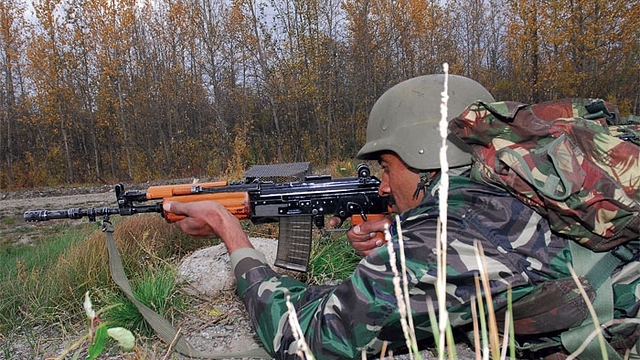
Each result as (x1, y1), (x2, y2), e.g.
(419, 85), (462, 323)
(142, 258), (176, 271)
(177, 237), (279, 296)
(174, 237), (281, 359)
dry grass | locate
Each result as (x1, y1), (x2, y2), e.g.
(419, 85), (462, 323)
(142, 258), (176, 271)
(0, 215), (214, 335)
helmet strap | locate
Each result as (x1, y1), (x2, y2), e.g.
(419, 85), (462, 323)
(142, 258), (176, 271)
(412, 171), (433, 199)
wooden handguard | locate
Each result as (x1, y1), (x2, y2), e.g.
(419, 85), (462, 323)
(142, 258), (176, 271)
(146, 182), (251, 223)
(146, 182), (228, 197)
(351, 213), (388, 244)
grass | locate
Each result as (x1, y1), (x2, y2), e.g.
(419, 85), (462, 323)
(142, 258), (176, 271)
(0, 223), (97, 331)
(0, 209), (355, 358)
(0, 217), (17, 227)
(306, 233), (361, 284)
(0, 214), (219, 356)
(101, 264), (186, 337)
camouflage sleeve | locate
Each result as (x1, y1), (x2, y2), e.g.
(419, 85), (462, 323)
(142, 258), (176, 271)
(231, 177), (572, 359)
(232, 247), (405, 359)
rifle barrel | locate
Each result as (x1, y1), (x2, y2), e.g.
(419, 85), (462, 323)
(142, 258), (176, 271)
(24, 207), (121, 222)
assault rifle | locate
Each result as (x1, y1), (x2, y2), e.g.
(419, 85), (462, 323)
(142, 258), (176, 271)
(24, 163), (390, 272)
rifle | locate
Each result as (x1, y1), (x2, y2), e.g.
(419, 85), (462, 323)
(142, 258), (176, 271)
(24, 163), (390, 272)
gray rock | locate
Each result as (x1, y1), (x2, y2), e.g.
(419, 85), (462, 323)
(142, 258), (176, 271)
(177, 237), (279, 295)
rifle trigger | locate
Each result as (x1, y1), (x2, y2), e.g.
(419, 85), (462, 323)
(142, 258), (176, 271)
(313, 216), (325, 229)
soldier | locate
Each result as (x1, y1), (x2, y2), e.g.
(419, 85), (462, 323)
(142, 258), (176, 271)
(163, 75), (636, 359)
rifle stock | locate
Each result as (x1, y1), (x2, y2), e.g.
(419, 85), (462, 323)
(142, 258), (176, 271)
(24, 163), (390, 272)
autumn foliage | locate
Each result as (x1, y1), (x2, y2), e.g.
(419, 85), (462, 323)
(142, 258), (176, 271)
(0, 0), (638, 188)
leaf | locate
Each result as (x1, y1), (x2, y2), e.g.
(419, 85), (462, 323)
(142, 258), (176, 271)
(87, 324), (108, 359)
(107, 327), (136, 352)
(208, 307), (223, 317)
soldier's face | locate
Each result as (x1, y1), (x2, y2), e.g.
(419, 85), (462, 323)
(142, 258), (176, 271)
(377, 152), (423, 213)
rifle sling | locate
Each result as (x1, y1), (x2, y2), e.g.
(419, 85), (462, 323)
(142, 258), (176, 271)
(101, 220), (272, 359)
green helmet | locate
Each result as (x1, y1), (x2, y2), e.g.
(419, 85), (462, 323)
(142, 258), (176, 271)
(357, 74), (494, 170)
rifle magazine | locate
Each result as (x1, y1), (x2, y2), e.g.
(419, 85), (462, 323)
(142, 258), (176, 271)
(275, 215), (313, 272)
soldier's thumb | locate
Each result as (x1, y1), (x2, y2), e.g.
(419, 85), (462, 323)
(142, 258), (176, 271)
(163, 201), (182, 214)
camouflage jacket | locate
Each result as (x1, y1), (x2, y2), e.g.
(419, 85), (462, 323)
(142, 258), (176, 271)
(230, 173), (635, 359)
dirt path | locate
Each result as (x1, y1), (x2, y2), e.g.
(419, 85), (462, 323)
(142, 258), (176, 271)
(0, 186), (117, 246)
(0, 181), (184, 246)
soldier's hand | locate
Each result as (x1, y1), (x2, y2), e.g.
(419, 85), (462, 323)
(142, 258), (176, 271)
(329, 215), (392, 256)
(163, 200), (253, 253)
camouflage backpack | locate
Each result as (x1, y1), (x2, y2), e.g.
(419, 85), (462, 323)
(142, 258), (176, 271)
(450, 98), (640, 359)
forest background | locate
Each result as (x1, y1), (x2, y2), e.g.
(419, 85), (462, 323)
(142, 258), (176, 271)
(0, 0), (638, 189)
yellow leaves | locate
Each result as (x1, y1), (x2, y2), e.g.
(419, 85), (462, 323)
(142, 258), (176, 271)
(225, 123), (253, 179)
(502, 0), (638, 101)
(3, 0), (639, 188)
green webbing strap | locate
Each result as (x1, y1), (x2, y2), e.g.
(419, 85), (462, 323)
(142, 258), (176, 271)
(561, 242), (623, 360)
(102, 221), (272, 359)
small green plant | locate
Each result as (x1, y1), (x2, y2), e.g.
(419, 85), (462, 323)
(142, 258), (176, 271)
(52, 291), (135, 360)
(307, 233), (360, 284)
(103, 264), (186, 336)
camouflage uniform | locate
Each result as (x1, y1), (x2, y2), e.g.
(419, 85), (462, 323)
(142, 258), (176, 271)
(230, 172), (639, 359)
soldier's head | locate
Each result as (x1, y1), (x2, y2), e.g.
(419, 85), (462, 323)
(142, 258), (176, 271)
(357, 74), (494, 212)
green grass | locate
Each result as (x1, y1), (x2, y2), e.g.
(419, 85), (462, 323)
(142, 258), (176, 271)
(0, 215), (202, 335)
(0, 223), (97, 331)
(307, 233), (361, 284)
(0, 223), (94, 279)
(0, 216), (17, 227)
(101, 264), (186, 337)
